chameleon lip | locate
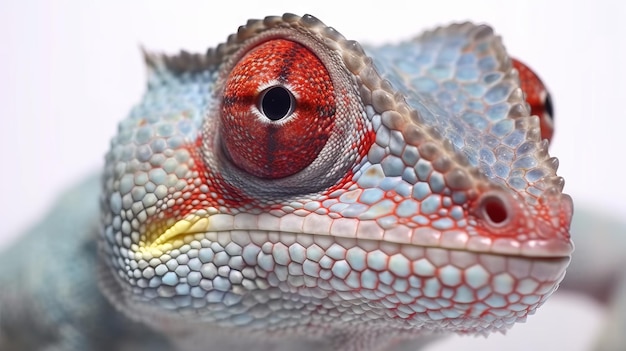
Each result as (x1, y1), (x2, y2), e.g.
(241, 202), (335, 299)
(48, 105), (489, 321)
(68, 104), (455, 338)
(151, 215), (210, 246)
(138, 211), (573, 259)
(138, 214), (212, 256)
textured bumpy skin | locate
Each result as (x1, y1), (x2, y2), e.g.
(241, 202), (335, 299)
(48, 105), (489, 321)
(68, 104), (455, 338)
(0, 177), (168, 351)
(98, 14), (573, 349)
(1, 14), (575, 351)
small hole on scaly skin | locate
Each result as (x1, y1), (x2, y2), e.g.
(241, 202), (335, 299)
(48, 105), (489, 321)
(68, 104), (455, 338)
(478, 192), (511, 227)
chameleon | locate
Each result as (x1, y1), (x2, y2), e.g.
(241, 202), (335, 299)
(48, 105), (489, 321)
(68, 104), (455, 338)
(0, 13), (586, 351)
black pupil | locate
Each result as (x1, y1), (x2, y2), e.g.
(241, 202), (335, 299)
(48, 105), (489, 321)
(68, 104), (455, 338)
(261, 86), (294, 121)
(544, 92), (554, 121)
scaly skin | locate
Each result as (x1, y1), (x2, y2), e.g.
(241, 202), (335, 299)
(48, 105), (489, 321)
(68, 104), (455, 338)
(1, 14), (575, 351)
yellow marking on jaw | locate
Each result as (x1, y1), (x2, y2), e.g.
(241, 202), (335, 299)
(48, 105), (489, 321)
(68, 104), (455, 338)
(138, 214), (210, 257)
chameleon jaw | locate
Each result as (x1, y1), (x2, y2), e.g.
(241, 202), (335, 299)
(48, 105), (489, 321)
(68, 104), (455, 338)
(121, 213), (571, 338)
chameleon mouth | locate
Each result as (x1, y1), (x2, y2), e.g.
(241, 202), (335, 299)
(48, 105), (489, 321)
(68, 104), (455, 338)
(135, 208), (573, 260)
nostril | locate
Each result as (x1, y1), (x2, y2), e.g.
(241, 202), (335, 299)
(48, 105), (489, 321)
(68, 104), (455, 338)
(484, 197), (507, 224)
(478, 192), (511, 227)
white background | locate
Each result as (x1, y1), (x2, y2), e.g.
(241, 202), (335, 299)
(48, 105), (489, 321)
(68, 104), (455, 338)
(1, 1), (624, 350)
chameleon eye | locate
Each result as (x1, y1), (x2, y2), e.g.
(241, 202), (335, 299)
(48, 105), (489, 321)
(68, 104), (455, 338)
(220, 39), (336, 179)
(512, 58), (554, 142)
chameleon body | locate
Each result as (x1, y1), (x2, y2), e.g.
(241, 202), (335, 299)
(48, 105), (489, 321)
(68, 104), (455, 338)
(0, 14), (576, 351)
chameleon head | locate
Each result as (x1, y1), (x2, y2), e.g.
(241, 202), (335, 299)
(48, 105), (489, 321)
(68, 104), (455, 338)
(99, 14), (573, 344)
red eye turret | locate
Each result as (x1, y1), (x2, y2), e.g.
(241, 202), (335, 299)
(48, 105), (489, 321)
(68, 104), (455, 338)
(512, 58), (554, 143)
(220, 39), (336, 179)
